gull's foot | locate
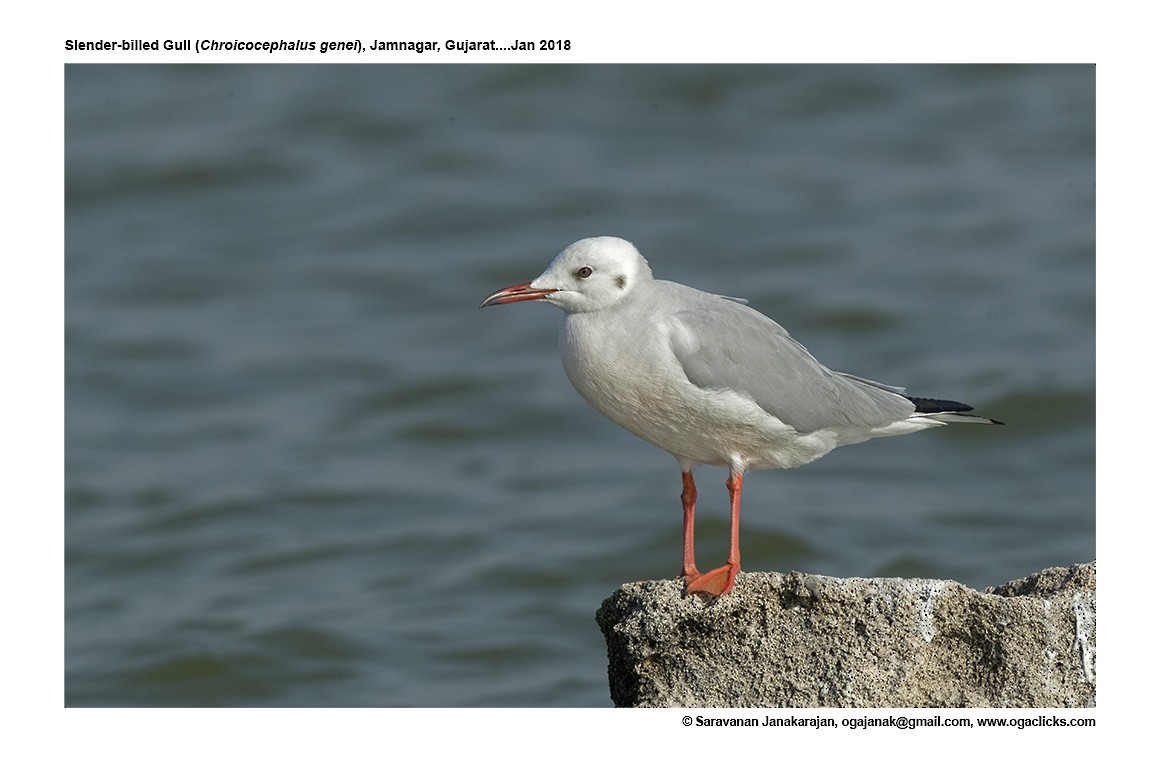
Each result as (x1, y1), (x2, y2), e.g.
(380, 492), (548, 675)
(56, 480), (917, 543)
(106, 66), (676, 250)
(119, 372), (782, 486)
(683, 563), (739, 596)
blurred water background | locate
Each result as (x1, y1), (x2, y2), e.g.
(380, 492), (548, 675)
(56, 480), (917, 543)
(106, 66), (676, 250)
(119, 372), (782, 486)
(65, 64), (1094, 707)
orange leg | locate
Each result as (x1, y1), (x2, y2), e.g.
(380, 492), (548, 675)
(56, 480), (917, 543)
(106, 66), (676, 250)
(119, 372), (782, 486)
(680, 470), (699, 579)
(683, 469), (743, 596)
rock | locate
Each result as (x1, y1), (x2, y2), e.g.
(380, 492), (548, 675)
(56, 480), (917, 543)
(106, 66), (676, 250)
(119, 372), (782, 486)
(595, 561), (1095, 708)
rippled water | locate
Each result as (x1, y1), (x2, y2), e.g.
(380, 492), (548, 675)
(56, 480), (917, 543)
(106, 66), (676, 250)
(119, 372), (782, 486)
(65, 64), (1094, 706)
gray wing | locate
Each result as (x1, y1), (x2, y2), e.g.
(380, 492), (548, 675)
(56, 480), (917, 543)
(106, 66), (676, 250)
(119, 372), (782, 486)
(665, 292), (916, 433)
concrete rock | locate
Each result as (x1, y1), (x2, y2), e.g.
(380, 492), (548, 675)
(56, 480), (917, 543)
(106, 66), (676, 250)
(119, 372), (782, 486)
(595, 561), (1095, 708)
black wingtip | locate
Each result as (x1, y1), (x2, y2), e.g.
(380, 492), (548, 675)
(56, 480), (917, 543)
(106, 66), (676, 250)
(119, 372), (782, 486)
(909, 396), (1004, 425)
(908, 396), (975, 413)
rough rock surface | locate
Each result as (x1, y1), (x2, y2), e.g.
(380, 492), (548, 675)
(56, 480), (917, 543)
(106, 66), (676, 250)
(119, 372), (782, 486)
(595, 561), (1095, 708)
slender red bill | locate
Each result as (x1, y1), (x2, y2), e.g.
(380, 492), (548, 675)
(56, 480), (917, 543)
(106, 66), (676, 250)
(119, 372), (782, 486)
(479, 282), (558, 308)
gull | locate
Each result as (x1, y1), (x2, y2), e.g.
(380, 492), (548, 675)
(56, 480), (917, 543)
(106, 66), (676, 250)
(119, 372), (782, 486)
(480, 236), (1000, 596)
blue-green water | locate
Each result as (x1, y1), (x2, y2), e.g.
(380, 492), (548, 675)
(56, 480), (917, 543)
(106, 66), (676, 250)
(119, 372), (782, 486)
(65, 64), (1094, 706)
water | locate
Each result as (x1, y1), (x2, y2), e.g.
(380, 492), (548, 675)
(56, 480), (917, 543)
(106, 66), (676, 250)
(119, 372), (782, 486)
(65, 64), (1094, 707)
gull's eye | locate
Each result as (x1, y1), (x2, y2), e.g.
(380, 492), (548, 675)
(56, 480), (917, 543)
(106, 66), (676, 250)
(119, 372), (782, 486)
(576, 266), (593, 279)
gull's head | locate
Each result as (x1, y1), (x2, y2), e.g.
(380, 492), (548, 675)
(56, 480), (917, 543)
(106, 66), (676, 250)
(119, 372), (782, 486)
(480, 236), (653, 314)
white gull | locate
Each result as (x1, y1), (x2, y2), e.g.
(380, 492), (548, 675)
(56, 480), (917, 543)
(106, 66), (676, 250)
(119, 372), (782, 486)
(481, 236), (1000, 596)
